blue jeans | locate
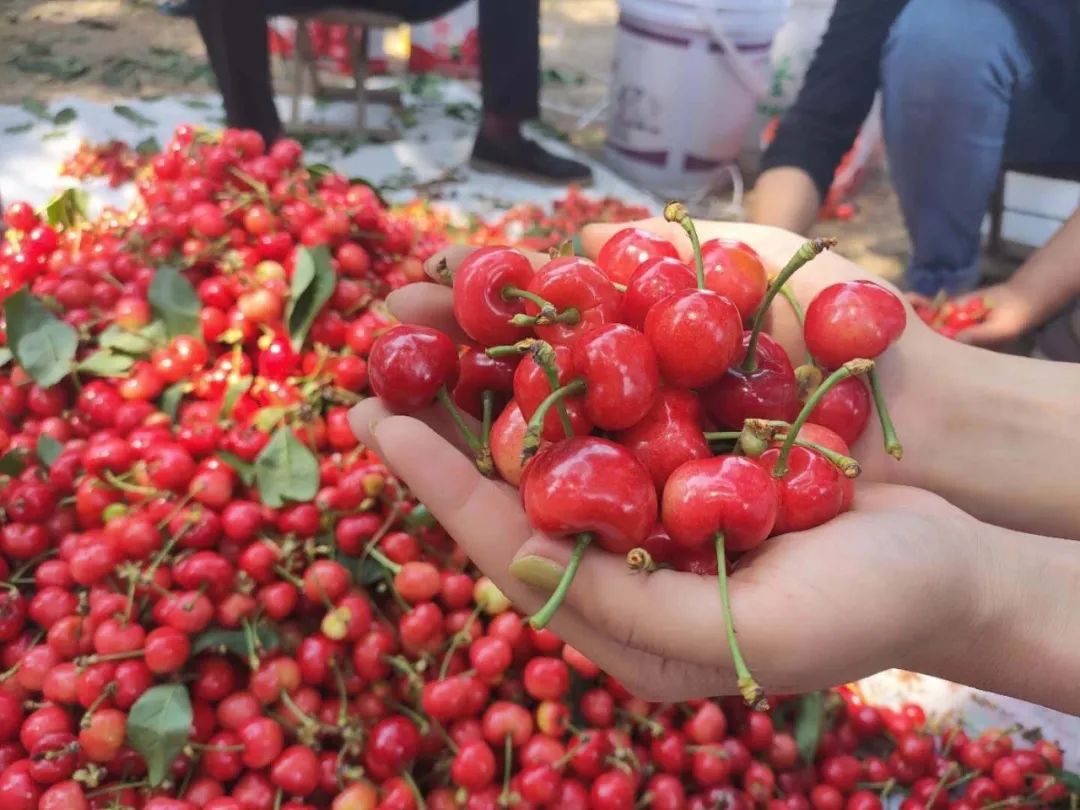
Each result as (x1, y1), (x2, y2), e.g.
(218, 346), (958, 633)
(881, 0), (1080, 296)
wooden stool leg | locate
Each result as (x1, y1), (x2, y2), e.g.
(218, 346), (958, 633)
(353, 25), (370, 133)
(988, 172), (1006, 257)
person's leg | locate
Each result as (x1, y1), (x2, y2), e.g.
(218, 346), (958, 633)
(192, 0), (283, 144)
(881, 0), (1080, 296)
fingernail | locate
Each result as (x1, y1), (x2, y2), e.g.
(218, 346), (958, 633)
(509, 556), (565, 592)
(368, 417), (383, 435)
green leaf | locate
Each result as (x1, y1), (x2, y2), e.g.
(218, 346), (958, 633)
(138, 319), (169, 346)
(3, 122), (34, 135)
(78, 349), (136, 377)
(99, 324), (154, 356)
(148, 267), (200, 338)
(181, 98), (211, 110)
(1053, 768), (1080, 794)
(286, 245), (336, 351)
(159, 382), (186, 422)
(306, 163), (335, 182)
(0, 449), (27, 476)
(217, 451), (256, 486)
(341, 555), (392, 586)
(3, 289), (78, 387)
(254, 426), (319, 508)
(0, 348), (12, 367)
(41, 130), (67, 142)
(20, 97), (50, 120)
(220, 375), (252, 420)
(134, 136), (161, 156)
(113, 104), (155, 129)
(192, 623), (280, 657)
(42, 188), (90, 229)
(403, 504), (436, 530)
(35, 434), (62, 468)
(126, 684), (192, 787)
(795, 692), (825, 765)
(252, 406), (287, 433)
(52, 107), (77, 126)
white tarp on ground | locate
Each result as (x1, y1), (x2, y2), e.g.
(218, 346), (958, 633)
(0, 86), (1076, 762)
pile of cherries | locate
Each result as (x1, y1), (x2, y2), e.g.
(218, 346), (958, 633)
(369, 203), (907, 706)
(912, 296), (991, 340)
(60, 141), (151, 189)
(0, 127), (1072, 810)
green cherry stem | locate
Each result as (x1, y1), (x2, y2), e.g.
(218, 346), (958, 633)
(868, 368), (903, 460)
(774, 281), (814, 366)
(743, 237), (838, 373)
(476, 390), (495, 477)
(715, 532), (767, 711)
(664, 201), (705, 289)
(485, 339), (537, 358)
(528, 532), (591, 630)
(435, 387), (491, 475)
(771, 358), (873, 477)
(520, 378), (586, 461)
(503, 287), (580, 328)
(702, 429), (860, 477)
(530, 340), (575, 439)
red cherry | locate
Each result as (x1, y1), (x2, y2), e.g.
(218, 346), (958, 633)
(368, 325), (459, 412)
(804, 281), (907, 368)
(512, 344), (592, 442)
(662, 455), (778, 552)
(758, 439), (849, 535)
(571, 323), (660, 430)
(522, 437), (657, 555)
(645, 288), (742, 388)
(701, 238), (768, 322)
(452, 346), (519, 420)
(596, 227), (679, 285)
(524, 257), (620, 345)
(615, 387), (711, 491)
(490, 402), (533, 486)
(702, 332), (800, 429)
(807, 376), (871, 446)
(620, 256), (695, 331)
(452, 246), (536, 347)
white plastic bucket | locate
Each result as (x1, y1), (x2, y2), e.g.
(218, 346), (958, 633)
(604, 0), (790, 197)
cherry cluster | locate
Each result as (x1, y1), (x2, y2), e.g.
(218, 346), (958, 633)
(369, 203), (910, 704)
(60, 141), (151, 189)
(0, 126), (1073, 810)
(913, 296), (991, 340)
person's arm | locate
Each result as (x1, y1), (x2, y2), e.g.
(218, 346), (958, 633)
(750, 0), (907, 232)
(954, 206), (1080, 346)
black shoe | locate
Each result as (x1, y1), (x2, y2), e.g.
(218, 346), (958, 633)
(470, 134), (593, 184)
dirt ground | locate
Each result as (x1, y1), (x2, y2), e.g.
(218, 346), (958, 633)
(0, 0), (1022, 281)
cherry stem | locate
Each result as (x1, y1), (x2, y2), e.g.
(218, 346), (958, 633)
(436, 387), (491, 475)
(521, 378), (586, 462)
(500, 734), (514, 808)
(529, 340), (575, 439)
(626, 547), (657, 573)
(366, 545), (402, 575)
(703, 429), (859, 477)
(664, 201), (705, 289)
(774, 282), (814, 365)
(528, 533), (591, 630)
(503, 287), (580, 328)
(485, 338), (537, 358)
(714, 533), (767, 710)
(772, 359), (873, 477)
(868, 368), (903, 460)
(742, 237), (838, 373)
(400, 769), (428, 810)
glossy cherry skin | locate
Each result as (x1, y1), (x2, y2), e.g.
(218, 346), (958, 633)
(701, 332), (799, 430)
(521, 437), (657, 554)
(644, 288), (742, 388)
(572, 324), (660, 430)
(596, 227), (680, 285)
(525, 257), (620, 345)
(804, 281), (908, 369)
(452, 246), (535, 346)
(615, 388), (711, 492)
(452, 346), (519, 420)
(490, 402), (540, 487)
(701, 239), (768, 322)
(794, 423), (855, 511)
(807, 376), (871, 446)
(620, 257), (696, 331)
(662, 455), (779, 552)
(513, 343), (592, 441)
(368, 325), (459, 412)
(758, 442), (849, 535)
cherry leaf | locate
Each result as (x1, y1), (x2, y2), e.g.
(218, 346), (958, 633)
(3, 288), (78, 387)
(0, 449), (27, 476)
(78, 349), (136, 377)
(286, 245), (336, 351)
(126, 683), (192, 787)
(217, 451), (255, 486)
(35, 434), (62, 468)
(99, 324), (155, 355)
(42, 188), (90, 229)
(148, 266), (200, 338)
(254, 426), (319, 508)
(192, 623), (280, 658)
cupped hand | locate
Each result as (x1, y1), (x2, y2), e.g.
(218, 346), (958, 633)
(950, 282), (1040, 346)
(349, 399), (978, 702)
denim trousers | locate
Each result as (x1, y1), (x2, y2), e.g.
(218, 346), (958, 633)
(880, 0), (1080, 295)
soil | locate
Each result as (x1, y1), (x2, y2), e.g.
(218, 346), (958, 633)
(0, 0), (1025, 282)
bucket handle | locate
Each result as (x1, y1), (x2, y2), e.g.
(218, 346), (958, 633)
(698, 11), (770, 99)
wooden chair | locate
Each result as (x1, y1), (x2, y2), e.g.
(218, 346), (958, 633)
(284, 9), (404, 138)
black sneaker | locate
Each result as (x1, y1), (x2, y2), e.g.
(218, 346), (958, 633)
(470, 134), (593, 184)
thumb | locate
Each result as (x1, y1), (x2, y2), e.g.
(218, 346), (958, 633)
(954, 321), (1008, 346)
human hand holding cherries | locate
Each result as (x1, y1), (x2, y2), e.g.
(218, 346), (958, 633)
(348, 207), (999, 706)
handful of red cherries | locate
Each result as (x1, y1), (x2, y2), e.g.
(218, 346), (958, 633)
(369, 203), (908, 710)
